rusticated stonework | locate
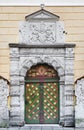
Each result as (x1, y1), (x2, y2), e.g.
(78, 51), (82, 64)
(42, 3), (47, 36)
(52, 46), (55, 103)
(9, 8), (75, 127)
(9, 44), (75, 127)
(75, 78), (84, 127)
(76, 78), (84, 105)
(0, 78), (9, 127)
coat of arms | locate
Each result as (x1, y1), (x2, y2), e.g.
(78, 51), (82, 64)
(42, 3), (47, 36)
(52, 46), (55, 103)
(29, 22), (56, 43)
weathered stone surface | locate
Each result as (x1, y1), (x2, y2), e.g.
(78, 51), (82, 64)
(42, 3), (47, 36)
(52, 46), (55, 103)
(10, 86), (20, 96)
(19, 21), (65, 45)
(65, 48), (74, 58)
(11, 96), (20, 106)
(10, 61), (19, 75)
(75, 78), (84, 127)
(65, 75), (74, 85)
(10, 107), (21, 117)
(0, 78), (9, 127)
(10, 76), (19, 86)
(10, 48), (19, 58)
(19, 48), (64, 56)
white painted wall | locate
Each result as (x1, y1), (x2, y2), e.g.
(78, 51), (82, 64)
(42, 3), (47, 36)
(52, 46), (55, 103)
(0, 0), (84, 6)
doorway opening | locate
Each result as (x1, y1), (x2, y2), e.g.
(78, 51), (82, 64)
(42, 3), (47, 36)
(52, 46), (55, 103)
(25, 63), (60, 124)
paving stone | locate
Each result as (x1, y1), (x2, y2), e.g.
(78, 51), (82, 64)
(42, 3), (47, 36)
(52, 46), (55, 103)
(8, 127), (20, 130)
(30, 126), (41, 130)
(0, 129), (8, 130)
(53, 128), (63, 130)
(74, 128), (84, 130)
(42, 126), (53, 130)
(63, 128), (74, 130)
(20, 126), (30, 130)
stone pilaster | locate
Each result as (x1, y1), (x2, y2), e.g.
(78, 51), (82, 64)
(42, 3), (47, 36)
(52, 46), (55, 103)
(10, 47), (22, 126)
(64, 47), (75, 126)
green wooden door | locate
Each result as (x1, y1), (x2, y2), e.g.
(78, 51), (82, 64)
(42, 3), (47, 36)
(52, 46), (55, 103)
(25, 79), (59, 124)
(25, 64), (59, 124)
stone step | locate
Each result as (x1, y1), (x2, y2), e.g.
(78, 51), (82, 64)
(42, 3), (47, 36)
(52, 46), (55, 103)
(20, 126), (74, 130)
(0, 127), (84, 130)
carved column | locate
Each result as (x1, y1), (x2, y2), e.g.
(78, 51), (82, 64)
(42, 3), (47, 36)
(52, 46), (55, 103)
(64, 47), (75, 126)
(9, 47), (21, 126)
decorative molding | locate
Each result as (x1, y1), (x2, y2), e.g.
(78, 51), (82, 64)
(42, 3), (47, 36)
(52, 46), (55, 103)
(19, 48), (64, 56)
(19, 56), (64, 77)
(9, 43), (76, 48)
(25, 9), (60, 20)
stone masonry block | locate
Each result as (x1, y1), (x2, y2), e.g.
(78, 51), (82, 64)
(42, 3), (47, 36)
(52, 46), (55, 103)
(11, 96), (20, 106)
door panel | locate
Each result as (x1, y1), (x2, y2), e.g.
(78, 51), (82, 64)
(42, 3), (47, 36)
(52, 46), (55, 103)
(25, 82), (40, 123)
(44, 82), (59, 124)
(25, 80), (59, 124)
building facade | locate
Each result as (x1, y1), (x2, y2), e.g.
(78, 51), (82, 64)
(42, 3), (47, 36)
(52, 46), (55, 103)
(0, 6), (84, 128)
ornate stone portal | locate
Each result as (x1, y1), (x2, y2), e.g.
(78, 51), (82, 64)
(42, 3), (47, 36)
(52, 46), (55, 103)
(9, 9), (75, 126)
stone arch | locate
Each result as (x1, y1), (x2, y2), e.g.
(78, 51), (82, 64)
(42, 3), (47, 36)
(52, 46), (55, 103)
(19, 56), (65, 125)
(20, 56), (64, 81)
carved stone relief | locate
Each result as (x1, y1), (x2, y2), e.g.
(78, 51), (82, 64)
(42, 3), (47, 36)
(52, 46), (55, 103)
(29, 22), (56, 43)
(19, 21), (65, 44)
(19, 56), (64, 77)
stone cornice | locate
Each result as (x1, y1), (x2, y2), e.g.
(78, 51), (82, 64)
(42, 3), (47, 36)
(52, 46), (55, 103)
(9, 43), (76, 48)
